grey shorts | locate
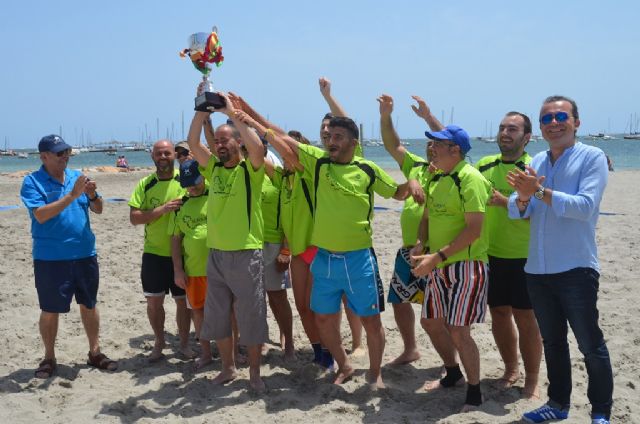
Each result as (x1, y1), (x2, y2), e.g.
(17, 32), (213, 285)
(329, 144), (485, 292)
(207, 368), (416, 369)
(200, 248), (269, 346)
(263, 242), (291, 292)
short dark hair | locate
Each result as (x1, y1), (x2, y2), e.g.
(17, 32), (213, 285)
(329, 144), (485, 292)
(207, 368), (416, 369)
(543, 95), (579, 120)
(287, 130), (310, 145)
(328, 116), (359, 140)
(322, 112), (334, 121)
(505, 111), (532, 134)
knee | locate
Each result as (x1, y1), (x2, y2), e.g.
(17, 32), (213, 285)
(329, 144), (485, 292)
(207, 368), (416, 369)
(420, 318), (442, 335)
(448, 327), (471, 346)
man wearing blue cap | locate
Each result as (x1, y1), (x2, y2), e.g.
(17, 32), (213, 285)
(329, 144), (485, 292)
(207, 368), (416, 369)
(21, 135), (117, 378)
(411, 125), (491, 411)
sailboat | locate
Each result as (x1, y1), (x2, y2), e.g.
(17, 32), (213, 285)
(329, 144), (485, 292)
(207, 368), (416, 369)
(623, 113), (640, 139)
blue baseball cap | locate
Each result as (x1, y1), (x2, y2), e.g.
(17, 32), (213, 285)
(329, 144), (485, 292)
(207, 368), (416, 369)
(179, 159), (203, 188)
(425, 125), (471, 154)
(38, 134), (72, 153)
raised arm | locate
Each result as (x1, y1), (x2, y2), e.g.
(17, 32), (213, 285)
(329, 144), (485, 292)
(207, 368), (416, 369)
(411, 95), (445, 131)
(378, 94), (406, 166)
(228, 92), (288, 136)
(217, 93), (264, 171)
(319, 77), (347, 117)
(187, 111), (214, 167)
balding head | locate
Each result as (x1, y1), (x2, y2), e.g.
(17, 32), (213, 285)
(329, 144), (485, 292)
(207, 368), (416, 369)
(150, 139), (175, 175)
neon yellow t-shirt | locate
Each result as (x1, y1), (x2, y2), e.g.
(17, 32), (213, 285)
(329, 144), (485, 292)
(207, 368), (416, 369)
(262, 173), (284, 244)
(202, 157), (265, 251)
(400, 151), (432, 247)
(168, 192), (208, 276)
(298, 144), (398, 251)
(426, 160), (491, 266)
(277, 167), (314, 256)
(476, 152), (532, 258)
(128, 170), (185, 256)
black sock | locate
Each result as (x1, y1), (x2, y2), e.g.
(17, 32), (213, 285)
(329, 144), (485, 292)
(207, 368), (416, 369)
(465, 383), (482, 406)
(312, 343), (322, 363)
(439, 364), (464, 387)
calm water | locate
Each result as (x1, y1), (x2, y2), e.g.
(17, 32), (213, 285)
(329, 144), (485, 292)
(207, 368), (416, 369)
(1, 137), (638, 173)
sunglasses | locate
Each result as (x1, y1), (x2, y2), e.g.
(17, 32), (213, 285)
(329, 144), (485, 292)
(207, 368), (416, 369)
(55, 149), (71, 157)
(539, 112), (569, 125)
(176, 149), (189, 158)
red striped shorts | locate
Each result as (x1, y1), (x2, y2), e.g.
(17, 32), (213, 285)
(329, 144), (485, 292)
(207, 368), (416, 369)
(421, 260), (489, 326)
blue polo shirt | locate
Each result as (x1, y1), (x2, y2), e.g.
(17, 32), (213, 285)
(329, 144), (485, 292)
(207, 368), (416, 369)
(20, 166), (96, 260)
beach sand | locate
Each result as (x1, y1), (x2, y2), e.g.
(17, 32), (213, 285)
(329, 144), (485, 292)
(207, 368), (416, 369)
(0, 168), (638, 423)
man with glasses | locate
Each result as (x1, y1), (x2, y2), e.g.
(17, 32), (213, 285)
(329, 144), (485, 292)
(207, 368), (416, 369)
(411, 126), (491, 411)
(129, 140), (193, 362)
(21, 135), (117, 378)
(175, 141), (193, 164)
(507, 96), (613, 424)
(476, 112), (542, 399)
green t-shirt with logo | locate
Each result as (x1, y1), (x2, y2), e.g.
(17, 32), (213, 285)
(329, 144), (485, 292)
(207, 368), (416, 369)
(426, 160), (491, 266)
(476, 152), (532, 258)
(262, 173), (284, 244)
(168, 192), (208, 276)
(400, 151), (432, 247)
(277, 167), (315, 256)
(298, 144), (398, 252)
(128, 170), (185, 256)
(202, 156), (265, 251)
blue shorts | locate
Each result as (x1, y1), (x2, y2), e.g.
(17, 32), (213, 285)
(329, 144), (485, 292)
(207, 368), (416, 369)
(34, 256), (99, 313)
(310, 247), (385, 317)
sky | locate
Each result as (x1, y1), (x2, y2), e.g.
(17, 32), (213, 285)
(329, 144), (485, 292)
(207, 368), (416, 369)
(2, 0), (640, 148)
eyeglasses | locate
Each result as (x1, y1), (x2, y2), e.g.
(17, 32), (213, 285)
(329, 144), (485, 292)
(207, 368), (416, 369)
(539, 112), (569, 125)
(176, 149), (189, 158)
(432, 140), (456, 149)
(56, 149), (71, 157)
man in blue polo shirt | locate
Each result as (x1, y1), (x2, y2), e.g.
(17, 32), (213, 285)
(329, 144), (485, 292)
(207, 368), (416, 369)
(20, 135), (117, 379)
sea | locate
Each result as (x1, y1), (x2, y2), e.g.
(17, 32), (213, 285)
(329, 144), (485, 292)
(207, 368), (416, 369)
(1, 137), (638, 173)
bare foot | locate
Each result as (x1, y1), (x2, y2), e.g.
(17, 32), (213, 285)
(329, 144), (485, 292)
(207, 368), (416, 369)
(366, 372), (385, 389)
(210, 368), (238, 385)
(388, 349), (420, 366)
(194, 356), (213, 371)
(422, 376), (464, 391)
(333, 365), (355, 384)
(349, 345), (367, 359)
(179, 346), (198, 360)
(522, 383), (540, 400)
(249, 370), (266, 393)
(497, 370), (520, 389)
(149, 340), (166, 362)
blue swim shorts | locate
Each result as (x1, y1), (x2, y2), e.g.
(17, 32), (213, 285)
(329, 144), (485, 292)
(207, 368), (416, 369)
(310, 247), (385, 317)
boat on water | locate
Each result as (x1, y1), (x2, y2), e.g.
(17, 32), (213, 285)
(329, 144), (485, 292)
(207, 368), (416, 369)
(588, 133), (613, 140)
(623, 134), (640, 140)
(17, 153), (28, 159)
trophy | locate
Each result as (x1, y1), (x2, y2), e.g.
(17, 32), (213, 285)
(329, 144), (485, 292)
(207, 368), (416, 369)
(180, 26), (225, 111)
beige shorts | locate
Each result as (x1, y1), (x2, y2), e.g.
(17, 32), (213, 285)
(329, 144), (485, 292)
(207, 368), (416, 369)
(263, 242), (291, 291)
(200, 248), (269, 346)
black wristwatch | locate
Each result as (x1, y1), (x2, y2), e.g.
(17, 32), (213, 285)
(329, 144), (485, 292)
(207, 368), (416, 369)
(533, 186), (545, 200)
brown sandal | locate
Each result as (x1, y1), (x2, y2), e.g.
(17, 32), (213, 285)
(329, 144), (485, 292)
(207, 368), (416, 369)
(87, 352), (118, 371)
(35, 358), (57, 379)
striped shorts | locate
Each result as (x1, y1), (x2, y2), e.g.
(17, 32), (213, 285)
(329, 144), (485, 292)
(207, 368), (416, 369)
(421, 260), (489, 326)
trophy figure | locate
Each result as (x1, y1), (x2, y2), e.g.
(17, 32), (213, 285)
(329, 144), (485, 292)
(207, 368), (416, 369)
(180, 27), (225, 111)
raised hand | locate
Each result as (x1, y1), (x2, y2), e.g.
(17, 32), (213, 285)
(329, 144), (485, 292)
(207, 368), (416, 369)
(506, 165), (545, 199)
(377, 94), (394, 117)
(319, 77), (331, 97)
(71, 175), (89, 199)
(411, 95), (432, 120)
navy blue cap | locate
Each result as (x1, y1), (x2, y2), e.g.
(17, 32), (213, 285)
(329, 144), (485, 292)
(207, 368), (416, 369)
(179, 159), (203, 188)
(38, 134), (72, 153)
(425, 125), (471, 154)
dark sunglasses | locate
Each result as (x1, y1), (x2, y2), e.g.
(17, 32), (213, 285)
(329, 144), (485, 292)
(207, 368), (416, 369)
(539, 112), (569, 125)
(56, 149), (71, 157)
(176, 149), (189, 157)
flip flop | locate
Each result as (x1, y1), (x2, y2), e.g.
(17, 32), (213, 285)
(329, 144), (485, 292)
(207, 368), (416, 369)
(35, 358), (57, 379)
(87, 352), (118, 371)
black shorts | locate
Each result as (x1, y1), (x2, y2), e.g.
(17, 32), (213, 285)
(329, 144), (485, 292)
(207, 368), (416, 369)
(141, 253), (186, 297)
(487, 256), (532, 309)
(34, 256), (99, 313)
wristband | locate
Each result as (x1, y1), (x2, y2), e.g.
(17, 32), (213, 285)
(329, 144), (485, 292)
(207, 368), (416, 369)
(264, 128), (275, 140)
(436, 250), (447, 262)
(279, 247), (291, 256)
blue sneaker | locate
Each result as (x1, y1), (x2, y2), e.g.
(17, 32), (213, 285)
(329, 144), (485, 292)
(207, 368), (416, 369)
(523, 404), (569, 423)
(591, 414), (610, 424)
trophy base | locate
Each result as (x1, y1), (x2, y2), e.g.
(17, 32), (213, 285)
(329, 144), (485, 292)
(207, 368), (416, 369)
(195, 92), (226, 112)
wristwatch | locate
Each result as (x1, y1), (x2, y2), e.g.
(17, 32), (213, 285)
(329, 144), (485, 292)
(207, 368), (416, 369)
(533, 186), (545, 200)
